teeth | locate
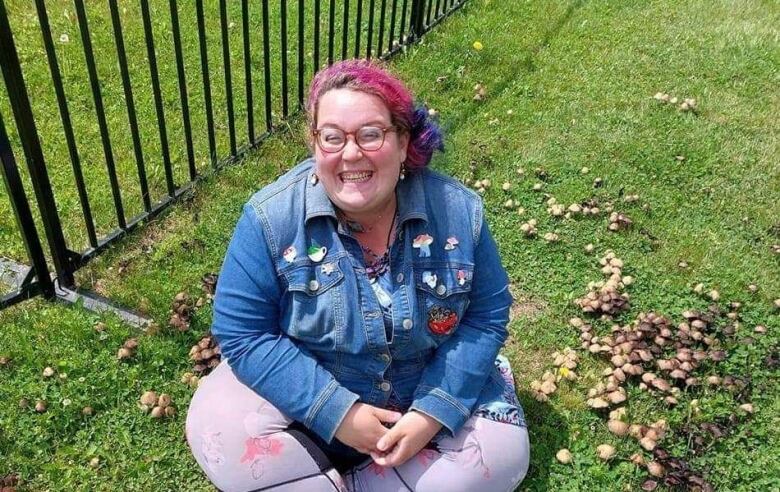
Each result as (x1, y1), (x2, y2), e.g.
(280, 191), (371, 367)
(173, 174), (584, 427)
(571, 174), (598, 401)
(341, 171), (372, 182)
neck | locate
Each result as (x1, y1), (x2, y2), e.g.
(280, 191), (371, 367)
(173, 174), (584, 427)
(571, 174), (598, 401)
(340, 195), (397, 230)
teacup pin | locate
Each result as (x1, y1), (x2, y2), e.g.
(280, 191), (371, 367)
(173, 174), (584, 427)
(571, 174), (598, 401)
(444, 236), (459, 251)
(457, 269), (467, 286)
(412, 234), (433, 257)
(283, 246), (297, 263)
(307, 240), (327, 262)
(422, 271), (438, 289)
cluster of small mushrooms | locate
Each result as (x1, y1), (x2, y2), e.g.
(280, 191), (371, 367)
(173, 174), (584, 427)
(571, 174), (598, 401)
(653, 92), (698, 112)
(138, 390), (176, 419)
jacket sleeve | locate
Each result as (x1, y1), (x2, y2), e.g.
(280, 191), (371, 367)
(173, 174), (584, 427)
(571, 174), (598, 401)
(211, 203), (359, 443)
(409, 215), (513, 435)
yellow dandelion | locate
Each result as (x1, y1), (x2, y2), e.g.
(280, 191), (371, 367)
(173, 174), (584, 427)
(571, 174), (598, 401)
(472, 41), (483, 51)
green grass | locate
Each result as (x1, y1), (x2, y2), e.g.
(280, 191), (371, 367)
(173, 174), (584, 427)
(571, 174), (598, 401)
(2, 0), (780, 490)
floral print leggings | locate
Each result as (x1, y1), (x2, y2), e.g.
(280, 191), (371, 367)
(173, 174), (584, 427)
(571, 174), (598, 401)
(186, 360), (530, 492)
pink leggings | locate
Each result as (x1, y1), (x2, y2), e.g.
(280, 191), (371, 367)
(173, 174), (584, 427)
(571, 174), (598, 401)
(186, 361), (530, 492)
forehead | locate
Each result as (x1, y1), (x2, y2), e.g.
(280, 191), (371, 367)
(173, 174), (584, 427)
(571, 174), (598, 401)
(316, 88), (392, 128)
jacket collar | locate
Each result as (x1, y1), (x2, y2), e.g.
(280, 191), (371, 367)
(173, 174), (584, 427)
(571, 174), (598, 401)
(304, 167), (428, 226)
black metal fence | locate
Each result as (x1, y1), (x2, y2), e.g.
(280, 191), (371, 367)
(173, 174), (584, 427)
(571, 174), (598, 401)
(0, 0), (467, 309)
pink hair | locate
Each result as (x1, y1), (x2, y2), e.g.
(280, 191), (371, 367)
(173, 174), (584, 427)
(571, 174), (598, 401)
(306, 59), (443, 169)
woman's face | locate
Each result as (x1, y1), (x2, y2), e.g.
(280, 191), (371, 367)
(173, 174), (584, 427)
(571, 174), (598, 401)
(313, 88), (409, 218)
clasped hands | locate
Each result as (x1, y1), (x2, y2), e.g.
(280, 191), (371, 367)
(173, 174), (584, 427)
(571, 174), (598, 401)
(334, 402), (443, 467)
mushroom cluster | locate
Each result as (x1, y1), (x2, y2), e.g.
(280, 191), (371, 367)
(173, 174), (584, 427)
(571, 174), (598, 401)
(473, 83), (487, 101)
(547, 197), (565, 217)
(1, 473), (19, 492)
(190, 334), (221, 376)
(139, 390), (176, 418)
(652, 92), (698, 112)
(180, 371), (201, 388)
(529, 370), (558, 402)
(468, 178), (491, 195)
(639, 448), (712, 491)
(169, 292), (194, 331)
(608, 211), (633, 232)
(529, 348), (579, 402)
(116, 338), (138, 360)
(196, 273), (218, 308)
(575, 252), (631, 316)
(520, 219), (538, 237)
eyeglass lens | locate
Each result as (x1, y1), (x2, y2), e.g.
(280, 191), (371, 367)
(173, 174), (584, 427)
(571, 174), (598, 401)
(318, 127), (385, 151)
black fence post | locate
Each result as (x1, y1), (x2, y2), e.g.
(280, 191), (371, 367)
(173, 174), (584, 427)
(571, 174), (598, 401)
(408, 0), (427, 41)
(0, 0), (74, 288)
(0, 111), (54, 301)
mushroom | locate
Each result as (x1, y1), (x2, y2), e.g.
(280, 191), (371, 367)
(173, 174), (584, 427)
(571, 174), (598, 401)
(596, 444), (616, 460)
(608, 419), (629, 436)
(646, 461), (665, 478)
(556, 449), (573, 464)
(140, 391), (158, 407)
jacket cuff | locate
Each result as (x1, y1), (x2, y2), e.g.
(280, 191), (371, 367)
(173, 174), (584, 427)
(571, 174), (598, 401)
(410, 386), (470, 436)
(304, 380), (360, 444)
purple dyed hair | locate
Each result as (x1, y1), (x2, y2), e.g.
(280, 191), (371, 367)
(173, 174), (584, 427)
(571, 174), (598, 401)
(306, 59), (444, 169)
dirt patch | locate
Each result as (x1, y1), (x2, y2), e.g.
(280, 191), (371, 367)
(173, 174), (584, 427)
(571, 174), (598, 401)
(509, 283), (548, 322)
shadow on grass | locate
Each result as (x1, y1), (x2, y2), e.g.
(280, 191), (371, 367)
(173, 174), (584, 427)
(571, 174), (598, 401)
(518, 390), (570, 492)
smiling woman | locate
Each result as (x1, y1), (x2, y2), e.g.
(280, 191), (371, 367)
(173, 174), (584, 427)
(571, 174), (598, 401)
(185, 59), (530, 492)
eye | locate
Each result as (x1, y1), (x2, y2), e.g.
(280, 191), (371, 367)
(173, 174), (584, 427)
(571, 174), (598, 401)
(358, 127), (382, 141)
(321, 129), (344, 144)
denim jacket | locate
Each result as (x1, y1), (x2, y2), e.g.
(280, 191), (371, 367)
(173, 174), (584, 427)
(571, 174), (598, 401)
(212, 158), (513, 444)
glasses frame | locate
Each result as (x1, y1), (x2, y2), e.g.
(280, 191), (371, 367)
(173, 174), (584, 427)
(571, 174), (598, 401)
(311, 126), (397, 153)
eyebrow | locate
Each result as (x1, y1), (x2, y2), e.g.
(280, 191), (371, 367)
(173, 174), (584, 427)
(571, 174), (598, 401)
(317, 119), (388, 129)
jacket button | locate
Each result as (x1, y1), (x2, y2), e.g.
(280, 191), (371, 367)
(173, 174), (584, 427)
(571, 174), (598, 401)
(379, 353), (391, 363)
(402, 318), (413, 330)
(396, 272), (404, 283)
(380, 381), (391, 392)
(308, 280), (320, 292)
(436, 284), (447, 295)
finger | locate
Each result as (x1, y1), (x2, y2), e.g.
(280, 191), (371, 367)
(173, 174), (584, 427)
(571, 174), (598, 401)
(374, 407), (403, 424)
(376, 427), (401, 452)
(376, 437), (410, 467)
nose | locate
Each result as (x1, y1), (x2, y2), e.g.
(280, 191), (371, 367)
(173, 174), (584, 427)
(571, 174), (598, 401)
(341, 135), (364, 161)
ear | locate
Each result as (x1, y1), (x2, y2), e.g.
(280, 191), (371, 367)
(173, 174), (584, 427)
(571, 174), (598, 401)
(398, 131), (410, 164)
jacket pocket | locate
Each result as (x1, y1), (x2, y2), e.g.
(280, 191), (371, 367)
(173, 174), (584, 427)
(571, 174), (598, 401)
(282, 260), (345, 343)
(414, 265), (474, 341)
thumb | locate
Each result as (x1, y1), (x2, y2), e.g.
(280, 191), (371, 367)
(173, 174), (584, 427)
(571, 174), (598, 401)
(374, 408), (403, 424)
(377, 427), (401, 452)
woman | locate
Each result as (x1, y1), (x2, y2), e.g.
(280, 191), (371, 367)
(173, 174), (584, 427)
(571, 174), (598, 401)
(186, 60), (530, 491)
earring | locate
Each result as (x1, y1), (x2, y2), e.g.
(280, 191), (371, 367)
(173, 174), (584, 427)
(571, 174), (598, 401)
(399, 163), (406, 181)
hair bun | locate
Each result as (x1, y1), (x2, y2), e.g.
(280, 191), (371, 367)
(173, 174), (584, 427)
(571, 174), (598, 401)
(406, 103), (444, 169)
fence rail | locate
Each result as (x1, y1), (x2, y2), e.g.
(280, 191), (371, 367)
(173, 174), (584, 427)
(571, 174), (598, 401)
(0, 0), (467, 309)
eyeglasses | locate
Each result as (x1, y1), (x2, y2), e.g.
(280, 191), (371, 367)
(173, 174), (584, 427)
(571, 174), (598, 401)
(312, 126), (396, 153)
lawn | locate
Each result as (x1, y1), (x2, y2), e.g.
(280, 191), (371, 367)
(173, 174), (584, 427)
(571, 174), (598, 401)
(1, 0), (779, 490)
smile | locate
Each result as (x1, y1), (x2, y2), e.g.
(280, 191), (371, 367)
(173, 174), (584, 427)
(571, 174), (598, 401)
(339, 171), (373, 183)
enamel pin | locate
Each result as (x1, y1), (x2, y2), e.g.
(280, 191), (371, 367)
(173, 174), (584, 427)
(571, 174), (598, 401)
(428, 306), (458, 335)
(307, 240), (327, 262)
(422, 271), (438, 289)
(457, 269), (467, 286)
(283, 246), (297, 263)
(444, 236), (459, 251)
(321, 262), (335, 275)
(412, 234), (433, 257)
